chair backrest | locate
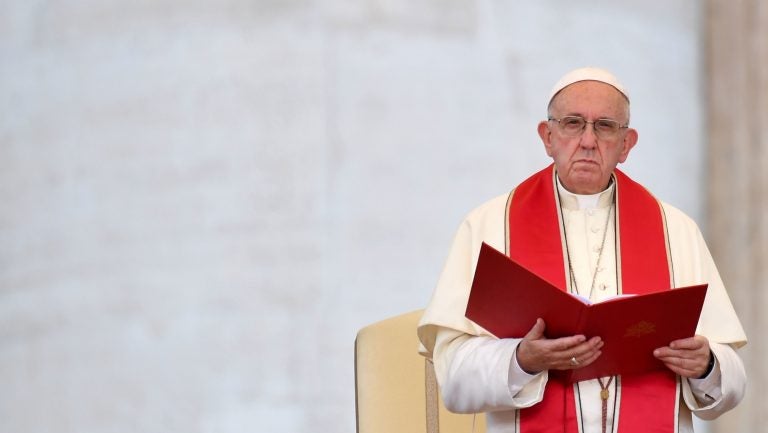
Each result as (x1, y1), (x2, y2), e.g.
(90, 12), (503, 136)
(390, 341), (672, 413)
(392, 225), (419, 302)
(354, 310), (486, 433)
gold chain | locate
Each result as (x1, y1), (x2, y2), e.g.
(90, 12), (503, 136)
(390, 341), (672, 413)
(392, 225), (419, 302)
(564, 201), (613, 301)
(560, 190), (616, 433)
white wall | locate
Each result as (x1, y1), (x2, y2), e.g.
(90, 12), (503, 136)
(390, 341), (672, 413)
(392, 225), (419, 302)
(0, 1), (705, 432)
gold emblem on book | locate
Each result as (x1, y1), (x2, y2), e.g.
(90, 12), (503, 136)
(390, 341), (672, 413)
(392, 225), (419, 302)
(624, 320), (656, 338)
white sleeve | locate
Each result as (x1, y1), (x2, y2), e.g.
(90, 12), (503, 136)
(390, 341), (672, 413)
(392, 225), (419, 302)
(682, 342), (746, 420)
(433, 328), (547, 413)
(664, 204), (747, 419)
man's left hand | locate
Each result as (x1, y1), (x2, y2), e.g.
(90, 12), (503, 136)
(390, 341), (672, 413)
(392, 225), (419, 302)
(653, 335), (712, 378)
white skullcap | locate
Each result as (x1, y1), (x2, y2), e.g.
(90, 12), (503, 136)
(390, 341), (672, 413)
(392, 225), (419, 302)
(548, 67), (629, 105)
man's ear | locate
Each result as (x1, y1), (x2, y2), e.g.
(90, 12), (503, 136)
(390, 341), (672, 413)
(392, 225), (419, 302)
(538, 121), (554, 156)
(618, 128), (638, 163)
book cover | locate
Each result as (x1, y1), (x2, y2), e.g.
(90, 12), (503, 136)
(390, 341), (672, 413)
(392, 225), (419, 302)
(465, 242), (708, 382)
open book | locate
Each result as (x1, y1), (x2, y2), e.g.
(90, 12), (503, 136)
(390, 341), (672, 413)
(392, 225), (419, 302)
(465, 242), (708, 382)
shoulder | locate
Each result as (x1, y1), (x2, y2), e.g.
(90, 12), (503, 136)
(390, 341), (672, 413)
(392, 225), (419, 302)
(657, 201), (713, 262)
(658, 201), (702, 236)
(462, 192), (510, 223)
(448, 192), (512, 254)
(456, 192), (512, 237)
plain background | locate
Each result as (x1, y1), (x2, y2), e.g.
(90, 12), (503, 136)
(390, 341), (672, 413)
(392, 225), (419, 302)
(0, 1), (707, 432)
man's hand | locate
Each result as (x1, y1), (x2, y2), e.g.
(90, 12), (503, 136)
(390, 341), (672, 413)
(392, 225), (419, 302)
(654, 335), (712, 378)
(515, 318), (603, 374)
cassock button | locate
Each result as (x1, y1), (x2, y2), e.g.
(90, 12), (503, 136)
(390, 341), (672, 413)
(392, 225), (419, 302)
(591, 226), (600, 233)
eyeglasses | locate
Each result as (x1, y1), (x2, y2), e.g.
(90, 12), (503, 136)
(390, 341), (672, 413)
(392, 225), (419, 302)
(548, 116), (628, 140)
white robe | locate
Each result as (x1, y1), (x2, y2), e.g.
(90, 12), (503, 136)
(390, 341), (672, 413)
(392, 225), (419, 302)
(418, 182), (747, 433)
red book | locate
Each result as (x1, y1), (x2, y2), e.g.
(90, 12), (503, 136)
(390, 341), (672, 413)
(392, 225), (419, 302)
(465, 242), (708, 382)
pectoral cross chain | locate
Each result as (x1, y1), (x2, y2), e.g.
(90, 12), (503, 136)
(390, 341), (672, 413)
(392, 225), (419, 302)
(598, 376), (614, 433)
(600, 388), (610, 401)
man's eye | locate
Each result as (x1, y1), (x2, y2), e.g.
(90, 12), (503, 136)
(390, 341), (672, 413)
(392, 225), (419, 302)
(562, 118), (584, 127)
(595, 120), (618, 131)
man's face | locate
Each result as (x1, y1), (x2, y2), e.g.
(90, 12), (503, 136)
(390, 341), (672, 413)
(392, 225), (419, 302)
(537, 81), (638, 194)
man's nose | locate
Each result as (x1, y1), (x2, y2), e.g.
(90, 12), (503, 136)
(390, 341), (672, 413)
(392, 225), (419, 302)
(579, 123), (598, 148)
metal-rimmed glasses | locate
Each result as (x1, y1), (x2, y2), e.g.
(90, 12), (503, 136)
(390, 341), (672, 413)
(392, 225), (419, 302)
(548, 116), (628, 140)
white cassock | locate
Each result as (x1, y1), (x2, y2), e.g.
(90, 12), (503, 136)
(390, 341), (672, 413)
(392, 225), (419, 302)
(418, 180), (747, 433)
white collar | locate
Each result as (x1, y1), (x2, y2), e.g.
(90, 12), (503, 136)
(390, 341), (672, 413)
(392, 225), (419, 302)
(556, 176), (615, 210)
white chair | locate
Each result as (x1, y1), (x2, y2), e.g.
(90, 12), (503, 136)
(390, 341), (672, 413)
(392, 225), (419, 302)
(354, 310), (486, 433)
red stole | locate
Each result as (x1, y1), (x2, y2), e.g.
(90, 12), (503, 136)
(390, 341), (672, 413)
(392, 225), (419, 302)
(505, 165), (679, 433)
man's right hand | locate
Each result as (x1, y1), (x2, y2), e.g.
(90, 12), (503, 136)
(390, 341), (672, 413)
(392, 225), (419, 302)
(515, 318), (603, 374)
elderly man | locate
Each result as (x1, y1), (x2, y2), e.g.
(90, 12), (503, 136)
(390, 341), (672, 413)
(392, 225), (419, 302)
(418, 67), (746, 433)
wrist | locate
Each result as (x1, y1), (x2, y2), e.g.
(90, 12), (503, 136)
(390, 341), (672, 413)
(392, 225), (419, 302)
(514, 342), (538, 375)
(698, 351), (715, 379)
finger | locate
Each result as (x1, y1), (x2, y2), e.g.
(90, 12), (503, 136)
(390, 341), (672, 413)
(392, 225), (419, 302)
(655, 349), (711, 377)
(568, 337), (603, 365)
(545, 334), (588, 352)
(658, 357), (707, 378)
(520, 337), (590, 372)
(524, 318), (546, 340)
(668, 339), (701, 351)
(668, 335), (709, 351)
(568, 336), (603, 357)
(573, 348), (602, 368)
(654, 345), (708, 361)
(653, 346), (676, 358)
(660, 361), (689, 377)
(561, 347), (603, 370)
